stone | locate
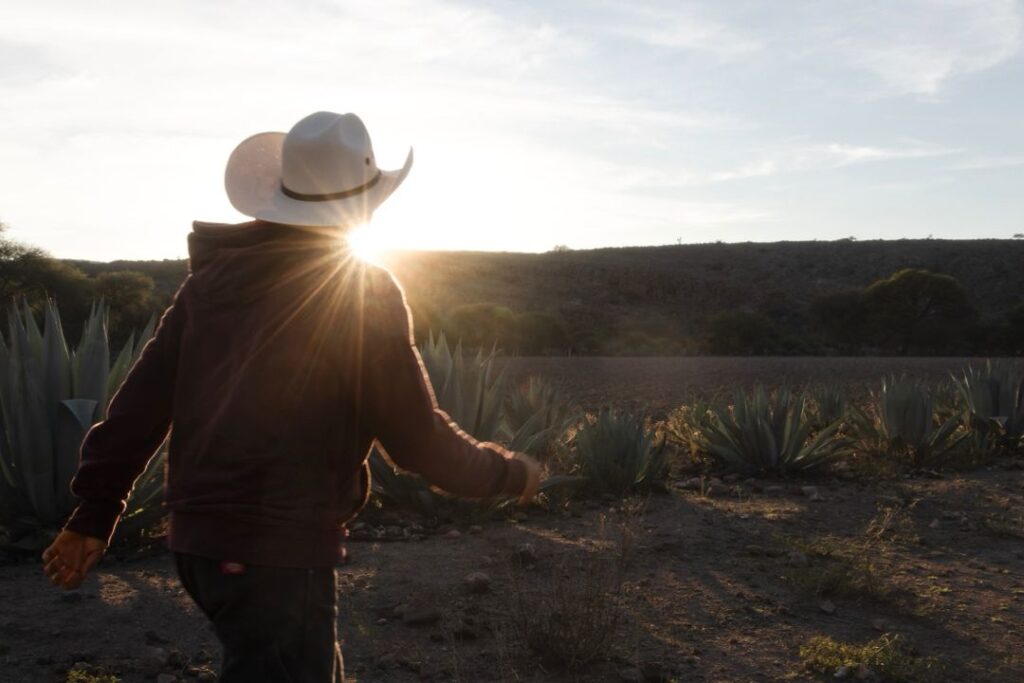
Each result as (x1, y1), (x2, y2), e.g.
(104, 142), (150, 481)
(443, 529), (462, 540)
(681, 477), (703, 491)
(463, 572), (492, 594)
(144, 646), (169, 667)
(929, 519), (941, 529)
(515, 543), (538, 565)
(469, 525), (483, 534)
(834, 665), (852, 679)
(871, 618), (893, 632)
(764, 485), (785, 496)
(819, 600), (837, 615)
(786, 551), (811, 567)
(854, 664), (876, 680)
(801, 486), (822, 501)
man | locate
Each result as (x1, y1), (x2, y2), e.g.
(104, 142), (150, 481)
(41, 111), (541, 682)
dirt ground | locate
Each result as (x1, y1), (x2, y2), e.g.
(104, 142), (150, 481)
(499, 357), (987, 418)
(2, 463), (1022, 683)
(2, 356), (1021, 682)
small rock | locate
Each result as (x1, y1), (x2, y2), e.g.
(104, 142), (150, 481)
(515, 543), (538, 565)
(464, 572), (492, 594)
(854, 664), (875, 680)
(722, 473), (740, 483)
(443, 529), (461, 539)
(819, 600), (837, 615)
(681, 477), (703, 491)
(871, 618), (893, 632)
(385, 525), (403, 538)
(786, 551), (811, 567)
(834, 665), (852, 679)
(929, 519), (941, 529)
(801, 486), (822, 501)
(468, 525), (483, 534)
(144, 646), (169, 666)
(763, 485), (784, 496)
(194, 649), (213, 664)
(167, 650), (185, 667)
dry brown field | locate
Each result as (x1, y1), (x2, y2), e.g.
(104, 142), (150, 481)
(500, 356), (991, 417)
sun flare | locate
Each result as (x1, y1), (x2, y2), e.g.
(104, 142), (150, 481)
(346, 223), (389, 265)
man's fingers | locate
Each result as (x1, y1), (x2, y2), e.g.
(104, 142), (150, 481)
(82, 549), (104, 575)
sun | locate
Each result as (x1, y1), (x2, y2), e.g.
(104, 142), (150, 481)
(346, 223), (390, 265)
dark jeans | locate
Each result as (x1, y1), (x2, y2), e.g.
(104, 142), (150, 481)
(174, 553), (344, 683)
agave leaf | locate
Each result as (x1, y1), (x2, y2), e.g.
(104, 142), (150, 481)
(73, 303), (110, 420)
(53, 399), (98, 515)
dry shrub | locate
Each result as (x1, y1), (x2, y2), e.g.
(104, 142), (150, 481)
(506, 508), (639, 671)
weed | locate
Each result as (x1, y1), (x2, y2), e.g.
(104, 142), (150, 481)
(506, 510), (638, 671)
(65, 670), (121, 683)
(800, 633), (945, 682)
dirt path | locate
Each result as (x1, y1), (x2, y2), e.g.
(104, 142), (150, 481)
(2, 464), (1022, 682)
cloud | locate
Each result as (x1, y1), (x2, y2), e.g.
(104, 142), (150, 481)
(944, 155), (1024, 171)
(605, 3), (760, 59)
(791, 0), (1024, 96)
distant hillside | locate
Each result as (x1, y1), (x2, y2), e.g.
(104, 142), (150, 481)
(67, 238), (1024, 355)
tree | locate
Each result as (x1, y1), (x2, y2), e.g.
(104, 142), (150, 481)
(810, 288), (868, 353)
(705, 310), (779, 355)
(863, 268), (976, 355)
(443, 302), (519, 351)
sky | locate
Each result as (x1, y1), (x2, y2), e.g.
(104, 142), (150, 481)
(1, 0), (1023, 260)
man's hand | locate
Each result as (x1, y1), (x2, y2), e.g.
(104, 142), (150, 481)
(514, 453), (542, 506)
(41, 530), (107, 590)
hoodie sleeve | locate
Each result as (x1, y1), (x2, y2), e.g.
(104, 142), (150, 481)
(62, 278), (190, 544)
(358, 269), (527, 499)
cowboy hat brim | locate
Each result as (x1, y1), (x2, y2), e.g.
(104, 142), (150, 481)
(224, 132), (413, 227)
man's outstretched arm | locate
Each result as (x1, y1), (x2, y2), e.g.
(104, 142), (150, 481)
(44, 278), (189, 589)
(357, 270), (538, 501)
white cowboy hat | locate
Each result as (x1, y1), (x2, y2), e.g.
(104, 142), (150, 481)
(224, 111), (413, 227)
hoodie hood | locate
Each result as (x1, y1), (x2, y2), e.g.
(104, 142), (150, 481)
(188, 221), (349, 305)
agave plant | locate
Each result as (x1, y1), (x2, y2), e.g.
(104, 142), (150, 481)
(860, 375), (965, 468)
(694, 385), (851, 476)
(504, 375), (579, 459)
(369, 332), (573, 518)
(952, 360), (1024, 453)
(573, 409), (667, 494)
(805, 383), (848, 431)
(0, 300), (163, 549)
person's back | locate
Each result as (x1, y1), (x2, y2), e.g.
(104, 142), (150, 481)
(42, 112), (540, 683)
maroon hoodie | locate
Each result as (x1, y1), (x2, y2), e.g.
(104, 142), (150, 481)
(63, 221), (527, 567)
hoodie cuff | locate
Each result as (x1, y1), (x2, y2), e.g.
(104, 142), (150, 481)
(63, 500), (125, 546)
(500, 458), (529, 498)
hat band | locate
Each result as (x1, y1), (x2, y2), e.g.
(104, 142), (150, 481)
(281, 171), (382, 202)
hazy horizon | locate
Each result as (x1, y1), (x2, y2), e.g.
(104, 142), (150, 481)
(3, 1), (1023, 260)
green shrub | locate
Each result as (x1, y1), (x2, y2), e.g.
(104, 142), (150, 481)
(800, 633), (945, 682)
(573, 409), (667, 494)
(0, 300), (164, 550)
(693, 386), (851, 476)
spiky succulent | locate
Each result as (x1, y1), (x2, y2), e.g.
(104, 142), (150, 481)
(573, 409), (667, 494)
(0, 300), (162, 549)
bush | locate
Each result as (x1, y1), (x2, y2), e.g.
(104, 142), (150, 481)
(704, 310), (779, 355)
(0, 300), (164, 550)
(800, 634), (945, 682)
(573, 409), (667, 495)
(693, 386), (851, 476)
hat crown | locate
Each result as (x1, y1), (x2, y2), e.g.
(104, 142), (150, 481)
(281, 112), (377, 197)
